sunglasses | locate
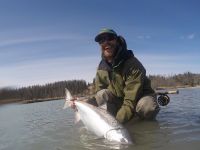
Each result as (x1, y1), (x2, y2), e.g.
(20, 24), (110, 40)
(98, 35), (117, 44)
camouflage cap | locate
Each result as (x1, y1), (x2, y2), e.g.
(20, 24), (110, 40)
(95, 28), (117, 42)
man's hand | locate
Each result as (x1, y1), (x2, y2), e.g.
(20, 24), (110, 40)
(116, 105), (133, 124)
(69, 97), (77, 109)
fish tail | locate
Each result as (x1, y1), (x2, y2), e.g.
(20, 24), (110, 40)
(63, 88), (73, 109)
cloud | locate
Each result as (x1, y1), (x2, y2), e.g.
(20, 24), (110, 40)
(137, 35), (151, 39)
(180, 33), (195, 40)
(1, 51), (199, 88)
(0, 34), (87, 48)
(136, 53), (200, 75)
(188, 33), (195, 39)
(0, 56), (100, 88)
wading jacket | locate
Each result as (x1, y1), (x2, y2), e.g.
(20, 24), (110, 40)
(95, 43), (154, 123)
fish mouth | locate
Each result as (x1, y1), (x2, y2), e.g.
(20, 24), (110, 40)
(120, 138), (132, 144)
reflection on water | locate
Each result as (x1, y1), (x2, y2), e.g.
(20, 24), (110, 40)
(79, 127), (130, 150)
(0, 88), (200, 150)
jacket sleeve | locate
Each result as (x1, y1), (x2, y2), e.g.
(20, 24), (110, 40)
(116, 68), (144, 123)
(95, 70), (109, 93)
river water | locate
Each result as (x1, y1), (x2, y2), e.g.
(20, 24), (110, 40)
(0, 88), (200, 150)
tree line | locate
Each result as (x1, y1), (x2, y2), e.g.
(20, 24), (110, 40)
(149, 72), (200, 89)
(0, 80), (87, 102)
(0, 72), (200, 103)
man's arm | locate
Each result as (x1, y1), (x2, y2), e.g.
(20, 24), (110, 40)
(116, 69), (144, 123)
(95, 70), (109, 93)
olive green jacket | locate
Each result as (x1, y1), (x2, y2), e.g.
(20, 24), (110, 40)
(95, 42), (154, 123)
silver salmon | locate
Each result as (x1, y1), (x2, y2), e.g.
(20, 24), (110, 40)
(63, 89), (133, 144)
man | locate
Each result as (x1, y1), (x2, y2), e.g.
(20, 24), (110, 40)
(71, 28), (160, 124)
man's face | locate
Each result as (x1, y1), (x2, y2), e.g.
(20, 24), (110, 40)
(98, 34), (118, 62)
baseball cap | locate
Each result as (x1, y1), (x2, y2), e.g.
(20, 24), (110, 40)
(95, 28), (117, 42)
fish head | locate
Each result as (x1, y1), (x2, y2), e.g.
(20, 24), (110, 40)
(105, 128), (133, 144)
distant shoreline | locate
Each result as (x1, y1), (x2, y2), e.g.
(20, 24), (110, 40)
(155, 85), (200, 90)
(1, 85), (200, 106)
(0, 97), (64, 106)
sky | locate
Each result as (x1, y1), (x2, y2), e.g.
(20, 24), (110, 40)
(0, 0), (200, 88)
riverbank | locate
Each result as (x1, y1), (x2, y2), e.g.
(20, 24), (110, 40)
(0, 97), (64, 106)
(0, 98), (22, 105)
(156, 85), (200, 90)
(22, 97), (64, 104)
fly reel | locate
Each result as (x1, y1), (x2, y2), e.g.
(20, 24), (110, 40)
(156, 89), (178, 106)
(157, 94), (170, 106)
